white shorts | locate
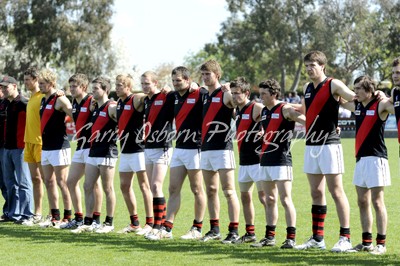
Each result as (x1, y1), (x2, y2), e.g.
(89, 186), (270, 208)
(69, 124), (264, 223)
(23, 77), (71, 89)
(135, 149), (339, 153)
(145, 148), (173, 165)
(170, 148), (201, 169)
(238, 164), (260, 183)
(41, 148), (71, 166)
(200, 150), (235, 171)
(353, 156), (391, 188)
(304, 144), (344, 174)
(71, 148), (90, 164)
(119, 152), (146, 172)
(86, 156), (117, 167)
(259, 166), (293, 182)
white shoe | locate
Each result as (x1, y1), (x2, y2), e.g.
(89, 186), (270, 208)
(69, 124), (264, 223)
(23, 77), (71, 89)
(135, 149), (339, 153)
(295, 236), (326, 250)
(71, 221), (100, 234)
(59, 219), (83, 229)
(147, 227), (173, 241)
(95, 222), (114, 234)
(180, 227), (202, 240)
(370, 244), (386, 255)
(38, 215), (53, 228)
(21, 215), (42, 226)
(331, 236), (352, 252)
(136, 224), (153, 236)
(117, 224), (142, 234)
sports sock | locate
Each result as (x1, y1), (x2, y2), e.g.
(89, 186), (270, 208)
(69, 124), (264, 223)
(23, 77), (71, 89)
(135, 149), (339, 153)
(376, 233), (386, 247)
(105, 216), (113, 225)
(228, 222), (239, 234)
(93, 212), (101, 224)
(83, 216), (93, 225)
(340, 227), (350, 239)
(266, 225), (276, 240)
(362, 232), (373, 246)
(63, 209), (72, 221)
(164, 221), (173, 232)
(130, 214), (139, 226)
(75, 212), (84, 222)
(312, 205), (327, 242)
(51, 209), (60, 221)
(210, 219), (220, 234)
(246, 224), (255, 235)
(286, 226), (296, 241)
(193, 220), (202, 232)
(146, 217), (154, 227)
(153, 197), (165, 229)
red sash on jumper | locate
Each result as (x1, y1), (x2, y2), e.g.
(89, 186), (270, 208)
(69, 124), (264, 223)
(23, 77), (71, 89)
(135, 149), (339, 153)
(41, 95), (58, 134)
(261, 103), (284, 155)
(306, 78), (332, 132)
(202, 90), (223, 143)
(175, 90), (200, 133)
(355, 100), (379, 157)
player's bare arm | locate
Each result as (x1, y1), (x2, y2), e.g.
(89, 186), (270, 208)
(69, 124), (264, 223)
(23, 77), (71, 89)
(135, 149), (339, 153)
(282, 104), (306, 126)
(55, 96), (73, 117)
(108, 103), (117, 122)
(331, 79), (355, 102)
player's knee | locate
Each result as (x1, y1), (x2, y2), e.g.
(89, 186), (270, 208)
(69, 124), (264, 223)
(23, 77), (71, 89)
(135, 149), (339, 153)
(266, 194), (277, 206)
(223, 189), (236, 199)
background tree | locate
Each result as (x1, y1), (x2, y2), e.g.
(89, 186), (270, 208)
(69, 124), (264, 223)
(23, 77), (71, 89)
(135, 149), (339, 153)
(0, 0), (115, 83)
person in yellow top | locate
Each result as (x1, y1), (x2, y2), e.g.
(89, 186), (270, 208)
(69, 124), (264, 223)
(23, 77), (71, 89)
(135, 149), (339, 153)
(21, 67), (45, 226)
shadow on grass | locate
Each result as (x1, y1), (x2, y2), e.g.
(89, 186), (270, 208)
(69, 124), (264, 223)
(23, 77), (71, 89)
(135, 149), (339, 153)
(1, 224), (398, 265)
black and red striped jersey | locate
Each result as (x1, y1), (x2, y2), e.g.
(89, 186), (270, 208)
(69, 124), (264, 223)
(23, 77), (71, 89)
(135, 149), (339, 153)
(304, 78), (340, 146)
(89, 100), (118, 158)
(40, 93), (70, 151)
(4, 95), (27, 149)
(72, 94), (93, 150)
(235, 101), (261, 165)
(143, 92), (175, 149)
(117, 94), (144, 154)
(173, 88), (207, 149)
(354, 98), (387, 160)
(201, 88), (234, 151)
(260, 103), (295, 166)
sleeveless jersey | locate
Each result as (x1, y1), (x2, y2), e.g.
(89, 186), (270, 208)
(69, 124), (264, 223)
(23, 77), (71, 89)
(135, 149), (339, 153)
(24, 91), (43, 145)
(40, 94), (70, 151)
(4, 95), (27, 149)
(260, 103), (295, 166)
(355, 98), (387, 160)
(304, 78), (340, 145)
(201, 88), (234, 151)
(174, 88), (207, 149)
(143, 92), (175, 149)
(117, 94), (144, 154)
(235, 101), (261, 165)
(72, 94), (93, 150)
(392, 88), (400, 143)
(89, 100), (118, 158)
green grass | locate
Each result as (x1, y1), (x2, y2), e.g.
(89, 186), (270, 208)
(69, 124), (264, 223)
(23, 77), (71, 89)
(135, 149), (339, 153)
(1, 138), (400, 265)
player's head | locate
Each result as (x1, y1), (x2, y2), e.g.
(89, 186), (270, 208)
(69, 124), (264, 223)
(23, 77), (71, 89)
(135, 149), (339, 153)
(171, 66), (191, 92)
(231, 77), (251, 107)
(392, 57), (400, 87)
(200, 59), (222, 79)
(69, 73), (89, 98)
(353, 75), (376, 101)
(141, 71), (158, 95)
(258, 79), (281, 106)
(304, 51), (327, 76)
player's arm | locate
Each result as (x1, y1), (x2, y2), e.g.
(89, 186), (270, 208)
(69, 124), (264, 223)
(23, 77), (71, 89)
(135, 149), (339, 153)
(282, 104), (306, 126)
(340, 99), (356, 112)
(133, 92), (146, 112)
(56, 96), (73, 118)
(108, 103), (117, 122)
(298, 83), (308, 115)
(331, 79), (355, 102)
(252, 102), (263, 122)
(223, 89), (235, 109)
(379, 98), (394, 116)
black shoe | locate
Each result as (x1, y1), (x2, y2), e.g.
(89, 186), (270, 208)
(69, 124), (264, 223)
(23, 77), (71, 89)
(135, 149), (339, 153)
(250, 237), (276, 247)
(221, 232), (240, 244)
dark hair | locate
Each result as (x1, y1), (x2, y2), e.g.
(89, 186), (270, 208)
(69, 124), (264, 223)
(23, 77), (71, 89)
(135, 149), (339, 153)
(258, 79), (281, 98)
(353, 75), (376, 94)
(24, 67), (39, 79)
(230, 77), (250, 94)
(171, 66), (190, 80)
(92, 76), (111, 93)
(392, 57), (400, 67)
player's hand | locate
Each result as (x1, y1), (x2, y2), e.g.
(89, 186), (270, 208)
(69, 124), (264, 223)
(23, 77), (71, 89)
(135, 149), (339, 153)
(56, 89), (65, 97)
(375, 90), (388, 101)
(188, 82), (199, 93)
(221, 82), (231, 92)
(161, 85), (172, 94)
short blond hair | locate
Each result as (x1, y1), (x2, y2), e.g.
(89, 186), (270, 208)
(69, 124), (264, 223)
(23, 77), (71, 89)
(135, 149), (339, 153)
(200, 59), (222, 79)
(116, 74), (134, 90)
(39, 69), (57, 87)
(141, 71), (158, 83)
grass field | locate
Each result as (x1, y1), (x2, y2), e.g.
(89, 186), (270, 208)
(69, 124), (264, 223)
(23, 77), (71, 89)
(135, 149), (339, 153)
(0, 138), (400, 265)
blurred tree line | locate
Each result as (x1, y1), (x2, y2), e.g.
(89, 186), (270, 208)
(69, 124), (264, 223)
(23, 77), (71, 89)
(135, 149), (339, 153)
(0, 0), (115, 83)
(184, 0), (400, 95)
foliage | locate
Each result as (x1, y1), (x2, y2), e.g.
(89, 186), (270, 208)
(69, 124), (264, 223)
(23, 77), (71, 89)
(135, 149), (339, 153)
(185, 0), (400, 91)
(0, 0), (115, 80)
